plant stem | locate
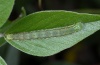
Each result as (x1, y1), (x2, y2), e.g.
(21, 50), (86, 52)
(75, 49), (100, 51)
(38, 0), (43, 10)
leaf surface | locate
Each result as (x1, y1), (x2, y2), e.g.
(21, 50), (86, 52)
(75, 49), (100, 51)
(5, 11), (100, 56)
(0, 0), (14, 28)
(0, 56), (7, 65)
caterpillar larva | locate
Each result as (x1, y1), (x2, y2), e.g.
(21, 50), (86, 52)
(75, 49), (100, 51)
(6, 22), (84, 40)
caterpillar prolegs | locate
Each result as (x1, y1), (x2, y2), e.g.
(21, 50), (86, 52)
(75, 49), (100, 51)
(6, 22), (84, 40)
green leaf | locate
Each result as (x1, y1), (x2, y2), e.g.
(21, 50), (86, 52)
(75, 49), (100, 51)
(0, 56), (7, 65)
(0, 21), (12, 47)
(5, 10), (100, 33)
(4, 11), (100, 56)
(0, 0), (14, 28)
(0, 20), (12, 33)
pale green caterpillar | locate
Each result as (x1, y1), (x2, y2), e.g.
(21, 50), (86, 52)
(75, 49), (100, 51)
(6, 22), (84, 40)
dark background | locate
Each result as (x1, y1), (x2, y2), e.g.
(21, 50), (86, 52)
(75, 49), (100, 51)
(0, 0), (100, 65)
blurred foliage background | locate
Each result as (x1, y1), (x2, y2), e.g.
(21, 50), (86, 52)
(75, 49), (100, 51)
(0, 0), (100, 65)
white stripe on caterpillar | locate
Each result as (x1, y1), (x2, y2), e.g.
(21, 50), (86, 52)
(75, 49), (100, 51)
(6, 22), (84, 40)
